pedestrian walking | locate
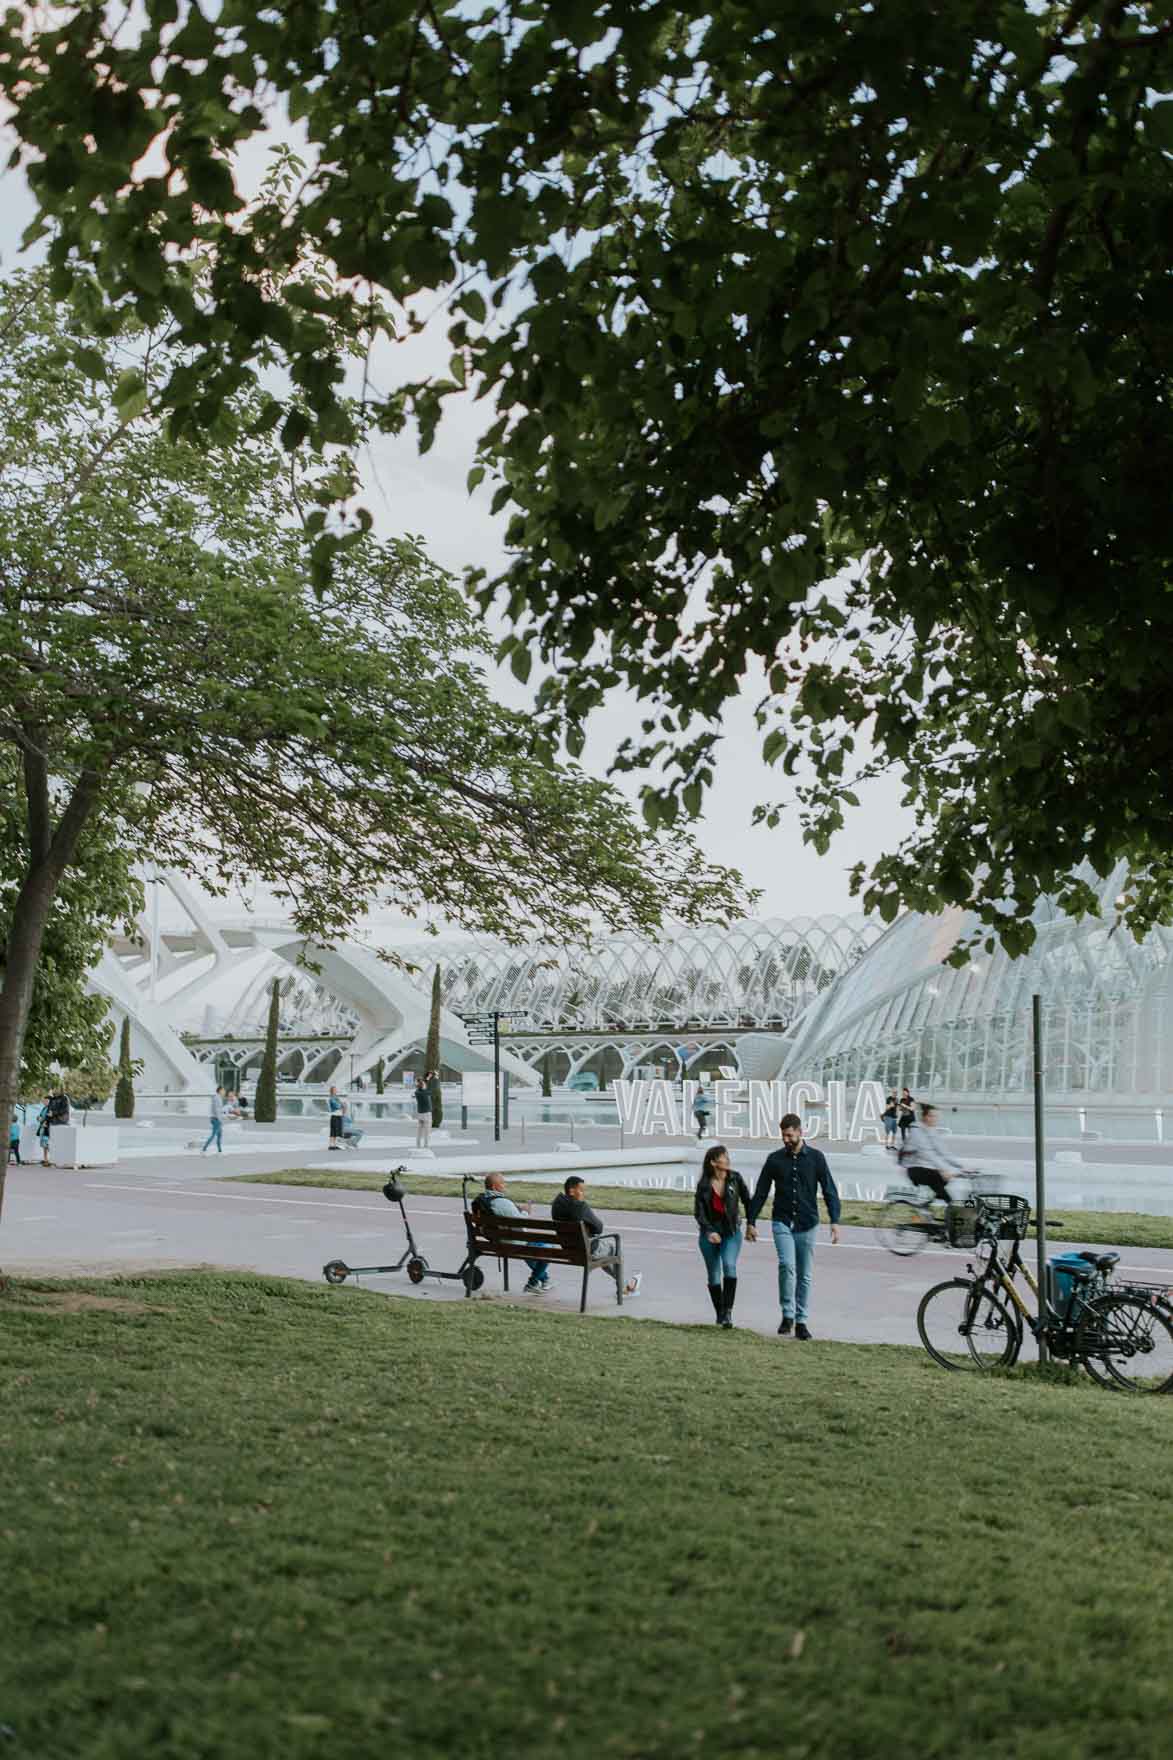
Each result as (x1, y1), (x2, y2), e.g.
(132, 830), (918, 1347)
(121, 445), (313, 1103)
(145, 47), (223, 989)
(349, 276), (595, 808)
(202, 1086), (226, 1154)
(414, 1074), (432, 1147)
(325, 1084), (345, 1150)
(747, 1112), (841, 1340)
(693, 1084), (712, 1140)
(694, 1144), (753, 1328)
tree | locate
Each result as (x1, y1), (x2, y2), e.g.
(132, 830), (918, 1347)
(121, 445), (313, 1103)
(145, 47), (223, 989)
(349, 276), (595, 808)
(254, 980), (280, 1126)
(58, 1055), (115, 1114)
(540, 1053), (552, 1100)
(425, 967), (443, 1129)
(113, 1016), (136, 1119)
(1, 756), (140, 1098)
(0, 274), (742, 1229)
(374, 1057), (385, 1097)
(4, 5), (1171, 945)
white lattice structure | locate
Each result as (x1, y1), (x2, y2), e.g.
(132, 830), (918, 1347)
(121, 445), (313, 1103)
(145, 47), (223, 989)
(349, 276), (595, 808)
(783, 868), (1173, 1103)
(389, 915), (880, 1034)
(97, 872), (536, 1095)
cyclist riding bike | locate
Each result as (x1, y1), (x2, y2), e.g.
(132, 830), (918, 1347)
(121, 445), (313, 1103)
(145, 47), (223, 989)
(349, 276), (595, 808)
(900, 1102), (970, 1203)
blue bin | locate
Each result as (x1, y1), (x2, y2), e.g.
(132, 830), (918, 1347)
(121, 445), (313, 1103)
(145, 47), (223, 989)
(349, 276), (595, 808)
(1048, 1252), (1094, 1320)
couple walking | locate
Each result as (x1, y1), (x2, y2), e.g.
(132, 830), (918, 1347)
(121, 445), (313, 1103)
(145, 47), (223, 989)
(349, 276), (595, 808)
(694, 1113), (841, 1337)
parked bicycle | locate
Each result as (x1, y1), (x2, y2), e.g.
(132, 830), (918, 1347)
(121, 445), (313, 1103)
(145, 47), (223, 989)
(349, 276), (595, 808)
(917, 1193), (1173, 1392)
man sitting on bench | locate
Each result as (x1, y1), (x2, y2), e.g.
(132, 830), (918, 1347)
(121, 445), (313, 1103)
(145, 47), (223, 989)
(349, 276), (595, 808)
(551, 1176), (642, 1299)
(475, 1173), (552, 1294)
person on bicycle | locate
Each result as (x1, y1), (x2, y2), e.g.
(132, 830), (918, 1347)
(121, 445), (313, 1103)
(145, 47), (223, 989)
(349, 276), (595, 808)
(901, 1102), (968, 1203)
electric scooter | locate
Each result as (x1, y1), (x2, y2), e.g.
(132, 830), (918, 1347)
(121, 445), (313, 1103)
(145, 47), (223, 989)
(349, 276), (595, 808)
(322, 1167), (485, 1292)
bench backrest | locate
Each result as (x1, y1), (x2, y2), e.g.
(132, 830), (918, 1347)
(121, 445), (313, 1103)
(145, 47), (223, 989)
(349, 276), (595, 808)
(468, 1210), (591, 1266)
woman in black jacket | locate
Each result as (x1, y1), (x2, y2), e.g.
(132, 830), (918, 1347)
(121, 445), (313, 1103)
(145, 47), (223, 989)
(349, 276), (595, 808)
(694, 1144), (754, 1328)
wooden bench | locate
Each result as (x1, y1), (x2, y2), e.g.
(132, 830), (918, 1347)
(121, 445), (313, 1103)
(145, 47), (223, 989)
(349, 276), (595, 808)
(464, 1208), (625, 1312)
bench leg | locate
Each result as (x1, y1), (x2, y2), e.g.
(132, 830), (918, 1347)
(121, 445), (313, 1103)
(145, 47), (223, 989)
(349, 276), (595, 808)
(503, 1256), (509, 1293)
(581, 1263), (589, 1313)
(615, 1252), (624, 1306)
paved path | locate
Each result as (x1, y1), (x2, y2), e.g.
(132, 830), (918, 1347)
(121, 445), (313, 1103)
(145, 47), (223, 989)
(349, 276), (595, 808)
(4, 1165), (1173, 1347)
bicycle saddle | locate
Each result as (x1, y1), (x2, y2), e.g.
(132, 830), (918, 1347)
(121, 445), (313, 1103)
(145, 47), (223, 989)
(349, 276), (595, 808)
(1078, 1251), (1120, 1271)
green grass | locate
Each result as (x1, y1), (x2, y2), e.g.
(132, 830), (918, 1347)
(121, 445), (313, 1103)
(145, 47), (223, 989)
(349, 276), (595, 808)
(3, 1272), (1173, 1759)
(236, 1168), (1173, 1249)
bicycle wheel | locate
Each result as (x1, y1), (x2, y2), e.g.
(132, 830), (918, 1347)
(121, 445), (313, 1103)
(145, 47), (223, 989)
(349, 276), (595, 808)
(879, 1198), (933, 1256)
(1077, 1292), (1173, 1393)
(918, 1278), (1022, 1371)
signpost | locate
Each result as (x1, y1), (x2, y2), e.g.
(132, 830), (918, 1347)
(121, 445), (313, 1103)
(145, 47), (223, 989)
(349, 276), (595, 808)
(460, 1011), (527, 1141)
(1033, 993), (1048, 1363)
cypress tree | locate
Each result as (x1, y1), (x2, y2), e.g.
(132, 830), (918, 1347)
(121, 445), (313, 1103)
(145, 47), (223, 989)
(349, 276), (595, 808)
(113, 1016), (135, 1118)
(425, 965), (443, 1127)
(254, 978), (280, 1123)
(374, 1056), (385, 1095)
(541, 1051), (552, 1098)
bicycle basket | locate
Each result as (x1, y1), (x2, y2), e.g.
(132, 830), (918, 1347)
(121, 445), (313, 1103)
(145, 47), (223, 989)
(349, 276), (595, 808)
(974, 1193), (1032, 1240)
(946, 1200), (980, 1249)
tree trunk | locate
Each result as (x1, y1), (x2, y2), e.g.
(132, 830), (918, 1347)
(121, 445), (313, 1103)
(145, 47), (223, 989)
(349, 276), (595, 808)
(0, 760), (100, 1236)
(0, 872), (67, 1226)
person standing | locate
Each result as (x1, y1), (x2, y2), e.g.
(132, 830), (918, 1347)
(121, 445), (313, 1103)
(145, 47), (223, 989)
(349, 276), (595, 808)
(202, 1086), (226, 1155)
(327, 1084), (345, 1150)
(693, 1084), (712, 1140)
(897, 1088), (916, 1145)
(414, 1075), (432, 1148)
(694, 1145), (753, 1328)
(8, 1107), (22, 1165)
(747, 1112), (841, 1340)
(881, 1094), (899, 1150)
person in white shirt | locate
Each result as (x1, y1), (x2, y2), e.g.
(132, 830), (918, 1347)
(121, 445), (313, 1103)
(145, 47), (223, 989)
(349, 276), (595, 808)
(901, 1103), (968, 1203)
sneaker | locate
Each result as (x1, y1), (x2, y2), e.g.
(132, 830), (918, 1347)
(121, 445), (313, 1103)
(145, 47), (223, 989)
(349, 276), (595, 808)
(523, 1277), (549, 1293)
(625, 1272), (643, 1297)
(795, 1323), (812, 1341)
(777, 1318), (793, 1336)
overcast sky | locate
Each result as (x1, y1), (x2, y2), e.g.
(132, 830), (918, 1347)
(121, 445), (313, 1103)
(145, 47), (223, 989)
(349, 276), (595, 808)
(2, 129), (912, 922)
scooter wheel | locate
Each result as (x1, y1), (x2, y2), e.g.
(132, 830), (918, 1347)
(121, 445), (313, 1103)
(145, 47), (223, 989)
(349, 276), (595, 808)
(323, 1260), (350, 1286)
(463, 1266), (485, 1292)
(406, 1257), (428, 1285)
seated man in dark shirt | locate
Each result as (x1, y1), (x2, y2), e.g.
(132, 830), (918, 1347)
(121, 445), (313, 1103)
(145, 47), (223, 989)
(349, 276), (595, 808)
(551, 1176), (642, 1298)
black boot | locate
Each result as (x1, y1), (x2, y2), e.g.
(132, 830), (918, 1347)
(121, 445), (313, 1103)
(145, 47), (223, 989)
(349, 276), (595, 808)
(707, 1284), (724, 1324)
(721, 1277), (738, 1328)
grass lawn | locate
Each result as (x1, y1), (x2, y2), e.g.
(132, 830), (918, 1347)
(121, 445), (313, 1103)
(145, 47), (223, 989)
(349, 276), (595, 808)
(237, 1167), (1173, 1250)
(3, 1273), (1173, 1759)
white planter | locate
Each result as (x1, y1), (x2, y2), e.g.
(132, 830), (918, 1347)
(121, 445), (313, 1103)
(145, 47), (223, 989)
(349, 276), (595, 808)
(48, 1124), (119, 1169)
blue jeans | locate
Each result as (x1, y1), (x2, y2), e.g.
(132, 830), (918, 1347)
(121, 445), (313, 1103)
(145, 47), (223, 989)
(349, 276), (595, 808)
(202, 1117), (223, 1153)
(698, 1230), (742, 1284)
(525, 1259), (549, 1284)
(772, 1221), (817, 1321)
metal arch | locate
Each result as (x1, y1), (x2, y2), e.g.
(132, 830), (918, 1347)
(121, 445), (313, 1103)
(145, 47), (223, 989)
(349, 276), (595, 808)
(392, 914), (884, 1035)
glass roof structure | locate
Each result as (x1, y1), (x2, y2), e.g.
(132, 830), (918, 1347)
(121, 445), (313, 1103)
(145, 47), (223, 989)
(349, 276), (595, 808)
(783, 870), (1173, 1100)
(387, 916), (882, 1034)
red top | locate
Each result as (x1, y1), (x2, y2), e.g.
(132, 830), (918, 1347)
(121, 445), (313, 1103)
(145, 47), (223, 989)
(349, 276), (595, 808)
(711, 1188), (726, 1215)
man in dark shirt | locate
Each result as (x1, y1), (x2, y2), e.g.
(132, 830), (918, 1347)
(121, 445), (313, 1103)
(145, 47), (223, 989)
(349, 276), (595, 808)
(551, 1176), (642, 1297)
(747, 1112), (841, 1340)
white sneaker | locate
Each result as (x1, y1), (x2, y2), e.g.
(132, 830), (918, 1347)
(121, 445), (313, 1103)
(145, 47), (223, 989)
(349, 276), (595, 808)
(625, 1272), (643, 1298)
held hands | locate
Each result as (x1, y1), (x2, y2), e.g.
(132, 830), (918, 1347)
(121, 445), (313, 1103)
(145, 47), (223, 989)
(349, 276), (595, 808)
(745, 1225), (758, 1242)
(708, 1231), (721, 1245)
